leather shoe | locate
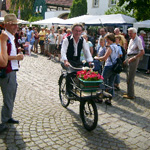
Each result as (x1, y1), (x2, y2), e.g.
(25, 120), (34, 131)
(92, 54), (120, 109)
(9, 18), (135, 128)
(123, 94), (135, 99)
(7, 118), (19, 124)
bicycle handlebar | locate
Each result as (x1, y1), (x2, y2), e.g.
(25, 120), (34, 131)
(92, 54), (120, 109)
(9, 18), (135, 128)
(69, 63), (94, 70)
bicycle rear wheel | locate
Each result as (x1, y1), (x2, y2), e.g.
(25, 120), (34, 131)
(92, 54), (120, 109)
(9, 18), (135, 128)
(59, 74), (70, 108)
(80, 100), (98, 131)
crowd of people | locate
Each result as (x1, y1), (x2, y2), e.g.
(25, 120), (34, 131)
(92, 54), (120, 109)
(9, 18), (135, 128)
(0, 13), (148, 133)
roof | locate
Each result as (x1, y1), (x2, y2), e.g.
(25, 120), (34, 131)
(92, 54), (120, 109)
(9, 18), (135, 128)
(45, 0), (73, 7)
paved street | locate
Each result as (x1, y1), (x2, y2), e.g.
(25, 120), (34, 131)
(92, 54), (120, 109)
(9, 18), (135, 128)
(0, 53), (150, 150)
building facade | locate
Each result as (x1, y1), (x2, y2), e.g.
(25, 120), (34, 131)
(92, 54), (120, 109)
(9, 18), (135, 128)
(34, 0), (118, 19)
(34, 0), (73, 19)
(87, 0), (119, 15)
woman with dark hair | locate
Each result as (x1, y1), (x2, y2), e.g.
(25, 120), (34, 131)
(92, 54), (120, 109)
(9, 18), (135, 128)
(94, 33), (119, 103)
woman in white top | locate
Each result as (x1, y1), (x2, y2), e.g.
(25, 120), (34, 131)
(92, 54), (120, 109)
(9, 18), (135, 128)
(94, 33), (119, 104)
(55, 29), (63, 62)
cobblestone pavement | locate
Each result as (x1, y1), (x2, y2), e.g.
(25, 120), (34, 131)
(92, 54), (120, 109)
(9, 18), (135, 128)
(0, 53), (150, 150)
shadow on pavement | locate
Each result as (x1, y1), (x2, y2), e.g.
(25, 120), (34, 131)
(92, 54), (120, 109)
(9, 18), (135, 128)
(66, 108), (130, 150)
(0, 124), (26, 149)
(30, 53), (38, 58)
(120, 76), (150, 90)
(98, 98), (150, 133)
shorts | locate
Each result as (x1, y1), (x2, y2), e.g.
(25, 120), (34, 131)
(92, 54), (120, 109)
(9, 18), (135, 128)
(55, 44), (61, 54)
(39, 40), (44, 46)
(49, 44), (55, 54)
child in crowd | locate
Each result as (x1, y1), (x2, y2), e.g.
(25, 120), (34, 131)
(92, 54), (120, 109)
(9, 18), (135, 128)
(94, 38), (106, 74)
(80, 35), (93, 62)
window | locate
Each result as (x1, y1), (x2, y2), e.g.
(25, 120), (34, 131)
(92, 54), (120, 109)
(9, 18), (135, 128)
(109, 0), (118, 7)
(93, 0), (99, 8)
(110, 0), (117, 5)
(39, 5), (42, 13)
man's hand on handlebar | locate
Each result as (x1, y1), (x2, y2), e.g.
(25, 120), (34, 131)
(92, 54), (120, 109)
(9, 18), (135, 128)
(64, 60), (70, 67)
(89, 62), (94, 68)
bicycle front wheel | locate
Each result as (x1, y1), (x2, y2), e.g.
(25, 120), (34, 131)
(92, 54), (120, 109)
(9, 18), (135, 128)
(80, 100), (98, 131)
(59, 74), (70, 108)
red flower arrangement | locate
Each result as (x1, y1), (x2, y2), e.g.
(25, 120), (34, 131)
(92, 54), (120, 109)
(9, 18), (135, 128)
(77, 70), (104, 81)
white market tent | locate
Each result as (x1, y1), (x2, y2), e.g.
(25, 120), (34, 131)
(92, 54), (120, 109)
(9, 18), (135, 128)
(56, 14), (136, 26)
(0, 17), (29, 24)
(31, 17), (66, 25)
(133, 20), (150, 29)
(18, 19), (30, 24)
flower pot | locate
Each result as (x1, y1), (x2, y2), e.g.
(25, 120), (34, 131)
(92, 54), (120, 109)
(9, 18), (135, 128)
(78, 78), (103, 92)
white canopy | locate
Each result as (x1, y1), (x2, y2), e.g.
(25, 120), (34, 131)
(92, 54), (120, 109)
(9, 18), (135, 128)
(18, 19), (30, 24)
(56, 14), (136, 26)
(0, 17), (29, 24)
(31, 17), (66, 25)
(133, 20), (150, 29)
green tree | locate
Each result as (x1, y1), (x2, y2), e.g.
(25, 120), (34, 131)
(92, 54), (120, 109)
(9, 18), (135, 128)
(69, 0), (87, 18)
(105, 3), (133, 17)
(10, 0), (35, 20)
(119, 0), (150, 21)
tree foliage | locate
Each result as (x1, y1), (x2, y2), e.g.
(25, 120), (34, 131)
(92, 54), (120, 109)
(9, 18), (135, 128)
(119, 0), (150, 21)
(10, 0), (35, 20)
(68, 0), (87, 18)
(105, 3), (133, 17)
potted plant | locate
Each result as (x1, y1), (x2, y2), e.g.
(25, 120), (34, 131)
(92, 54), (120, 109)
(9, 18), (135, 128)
(76, 70), (104, 91)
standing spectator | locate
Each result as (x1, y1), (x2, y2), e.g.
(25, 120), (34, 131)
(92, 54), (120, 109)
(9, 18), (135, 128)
(26, 27), (35, 52)
(33, 28), (39, 53)
(47, 28), (55, 60)
(83, 35), (93, 55)
(63, 28), (71, 39)
(0, 14), (24, 133)
(62, 27), (67, 39)
(44, 28), (50, 56)
(15, 27), (23, 49)
(0, 31), (8, 67)
(139, 30), (146, 49)
(80, 34), (93, 61)
(94, 38), (106, 74)
(39, 27), (45, 54)
(55, 29), (63, 62)
(94, 33), (119, 104)
(123, 28), (145, 99)
(114, 28), (127, 50)
(97, 28), (107, 53)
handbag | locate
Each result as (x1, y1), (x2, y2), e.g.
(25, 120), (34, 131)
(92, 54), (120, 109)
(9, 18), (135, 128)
(0, 68), (7, 78)
(110, 56), (123, 74)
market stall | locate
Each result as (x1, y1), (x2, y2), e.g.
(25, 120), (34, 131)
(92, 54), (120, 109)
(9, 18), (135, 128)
(134, 20), (150, 70)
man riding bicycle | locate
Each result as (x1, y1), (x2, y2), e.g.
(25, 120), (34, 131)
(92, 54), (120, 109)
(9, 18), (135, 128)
(61, 23), (93, 96)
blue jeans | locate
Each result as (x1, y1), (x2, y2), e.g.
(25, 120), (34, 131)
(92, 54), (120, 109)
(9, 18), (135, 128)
(114, 74), (120, 84)
(102, 65), (116, 96)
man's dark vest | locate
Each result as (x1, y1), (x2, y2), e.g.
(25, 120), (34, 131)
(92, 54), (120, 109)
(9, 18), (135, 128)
(0, 39), (18, 73)
(66, 35), (83, 61)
